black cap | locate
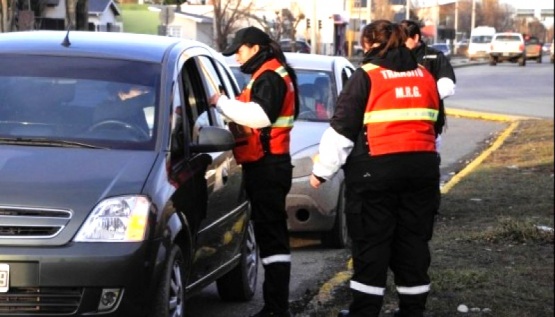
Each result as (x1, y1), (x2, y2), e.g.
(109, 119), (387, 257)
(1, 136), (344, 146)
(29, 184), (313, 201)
(222, 26), (271, 56)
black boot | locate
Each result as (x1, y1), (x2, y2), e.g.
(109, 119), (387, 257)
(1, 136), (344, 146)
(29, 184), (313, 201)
(397, 293), (428, 317)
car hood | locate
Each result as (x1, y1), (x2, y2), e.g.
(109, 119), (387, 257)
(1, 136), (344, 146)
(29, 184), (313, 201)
(0, 146), (158, 206)
(290, 121), (329, 156)
(0, 146), (158, 245)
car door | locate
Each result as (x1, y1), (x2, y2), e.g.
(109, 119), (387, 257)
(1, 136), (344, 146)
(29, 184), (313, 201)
(177, 49), (248, 284)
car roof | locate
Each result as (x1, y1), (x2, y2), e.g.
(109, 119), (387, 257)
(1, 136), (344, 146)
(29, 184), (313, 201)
(224, 53), (351, 71)
(284, 53), (350, 70)
(0, 31), (210, 63)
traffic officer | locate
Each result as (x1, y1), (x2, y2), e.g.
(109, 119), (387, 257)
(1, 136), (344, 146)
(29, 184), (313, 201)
(209, 26), (299, 317)
(310, 20), (441, 317)
(401, 19), (456, 150)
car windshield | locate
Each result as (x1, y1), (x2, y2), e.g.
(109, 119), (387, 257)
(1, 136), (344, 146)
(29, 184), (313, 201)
(471, 35), (493, 44)
(296, 70), (335, 122)
(229, 67), (335, 122)
(495, 35), (521, 41)
(0, 55), (160, 150)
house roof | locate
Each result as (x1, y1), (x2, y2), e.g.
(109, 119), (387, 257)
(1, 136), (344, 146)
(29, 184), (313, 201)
(88, 0), (121, 16)
(149, 5), (213, 23)
(176, 11), (212, 23)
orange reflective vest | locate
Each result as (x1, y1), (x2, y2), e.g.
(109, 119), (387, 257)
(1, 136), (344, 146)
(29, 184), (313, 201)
(231, 58), (295, 164)
(362, 63), (439, 156)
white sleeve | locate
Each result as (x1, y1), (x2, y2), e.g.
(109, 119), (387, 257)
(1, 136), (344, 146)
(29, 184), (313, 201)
(435, 134), (442, 152)
(437, 77), (456, 100)
(215, 95), (271, 128)
(312, 127), (354, 180)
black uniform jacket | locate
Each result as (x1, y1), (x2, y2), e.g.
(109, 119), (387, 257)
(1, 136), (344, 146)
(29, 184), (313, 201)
(412, 42), (457, 135)
(334, 46), (440, 184)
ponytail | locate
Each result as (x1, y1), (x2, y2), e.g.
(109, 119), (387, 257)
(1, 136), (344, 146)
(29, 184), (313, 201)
(268, 41), (300, 119)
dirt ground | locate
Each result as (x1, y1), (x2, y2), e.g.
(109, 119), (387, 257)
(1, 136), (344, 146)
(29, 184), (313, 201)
(291, 119), (554, 317)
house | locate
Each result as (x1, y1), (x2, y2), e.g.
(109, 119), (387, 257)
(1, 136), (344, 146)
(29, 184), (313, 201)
(162, 6), (214, 45)
(41, 0), (123, 31)
(88, 0), (123, 31)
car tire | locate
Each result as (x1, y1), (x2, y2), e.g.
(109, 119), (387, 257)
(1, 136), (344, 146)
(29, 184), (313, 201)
(321, 184), (350, 249)
(216, 220), (258, 301)
(518, 55), (526, 66)
(537, 55), (542, 63)
(489, 57), (497, 66)
(151, 244), (186, 317)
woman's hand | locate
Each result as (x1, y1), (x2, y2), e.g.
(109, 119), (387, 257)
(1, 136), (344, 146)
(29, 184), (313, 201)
(209, 93), (221, 107)
(310, 174), (323, 189)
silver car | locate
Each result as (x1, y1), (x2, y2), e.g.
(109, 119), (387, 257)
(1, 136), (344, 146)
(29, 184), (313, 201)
(226, 53), (356, 248)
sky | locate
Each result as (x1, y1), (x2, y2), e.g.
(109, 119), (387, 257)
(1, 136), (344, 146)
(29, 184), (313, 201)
(428, 0), (553, 9)
(498, 0), (554, 9)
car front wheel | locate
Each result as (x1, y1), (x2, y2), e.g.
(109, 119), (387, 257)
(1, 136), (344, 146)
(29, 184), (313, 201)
(216, 220), (258, 301)
(151, 244), (186, 317)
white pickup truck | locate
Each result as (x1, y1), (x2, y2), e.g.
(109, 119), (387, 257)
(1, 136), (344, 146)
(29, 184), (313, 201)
(488, 32), (526, 66)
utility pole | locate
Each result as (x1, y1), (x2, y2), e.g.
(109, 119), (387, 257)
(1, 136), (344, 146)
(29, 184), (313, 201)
(310, 0), (317, 54)
(454, 0), (458, 36)
(471, 0), (476, 30)
(406, 0), (410, 20)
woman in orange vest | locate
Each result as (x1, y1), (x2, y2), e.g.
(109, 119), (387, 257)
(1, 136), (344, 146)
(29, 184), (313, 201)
(310, 20), (440, 317)
(209, 26), (299, 317)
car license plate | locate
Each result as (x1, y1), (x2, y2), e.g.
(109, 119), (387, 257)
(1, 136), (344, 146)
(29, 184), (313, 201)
(503, 52), (509, 56)
(0, 264), (9, 293)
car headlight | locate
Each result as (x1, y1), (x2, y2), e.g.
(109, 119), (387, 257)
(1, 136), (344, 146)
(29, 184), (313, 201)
(74, 195), (150, 242)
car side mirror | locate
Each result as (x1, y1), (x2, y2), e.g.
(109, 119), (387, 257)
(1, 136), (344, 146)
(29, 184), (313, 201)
(190, 126), (235, 153)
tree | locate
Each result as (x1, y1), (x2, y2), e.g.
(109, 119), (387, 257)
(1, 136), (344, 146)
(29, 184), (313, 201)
(210, 0), (305, 52)
(211, 0), (257, 51)
(372, 0), (395, 20)
(257, 8), (304, 41)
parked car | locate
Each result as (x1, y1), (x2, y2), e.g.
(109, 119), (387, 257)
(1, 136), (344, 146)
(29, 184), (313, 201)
(454, 39), (469, 56)
(279, 39), (311, 53)
(0, 30), (258, 316)
(225, 53), (356, 248)
(430, 42), (452, 61)
(524, 35), (542, 63)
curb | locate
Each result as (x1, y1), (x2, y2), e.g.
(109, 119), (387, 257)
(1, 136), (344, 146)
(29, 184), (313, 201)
(441, 108), (532, 194)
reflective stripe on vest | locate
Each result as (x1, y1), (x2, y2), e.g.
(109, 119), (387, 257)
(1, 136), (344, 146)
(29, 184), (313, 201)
(362, 63), (439, 156)
(363, 108), (438, 123)
(232, 59), (295, 163)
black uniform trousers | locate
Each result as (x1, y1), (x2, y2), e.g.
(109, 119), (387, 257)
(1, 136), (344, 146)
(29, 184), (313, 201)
(344, 155), (440, 317)
(243, 157), (293, 314)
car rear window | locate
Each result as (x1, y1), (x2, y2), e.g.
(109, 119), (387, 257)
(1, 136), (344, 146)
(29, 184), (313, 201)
(495, 35), (521, 41)
(0, 55), (161, 150)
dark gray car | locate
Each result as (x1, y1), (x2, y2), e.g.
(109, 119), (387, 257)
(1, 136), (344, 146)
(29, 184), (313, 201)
(0, 31), (257, 316)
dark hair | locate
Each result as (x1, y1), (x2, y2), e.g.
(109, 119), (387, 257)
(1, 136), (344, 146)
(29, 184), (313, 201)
(360, 20), (407, 57)
(400, 19), (422, 38)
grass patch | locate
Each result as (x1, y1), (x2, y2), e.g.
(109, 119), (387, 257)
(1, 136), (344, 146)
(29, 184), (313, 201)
(120, 4), (160, 35)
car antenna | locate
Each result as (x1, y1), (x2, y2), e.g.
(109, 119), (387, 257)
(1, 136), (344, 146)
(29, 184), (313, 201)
(61, 23), (72, 47)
